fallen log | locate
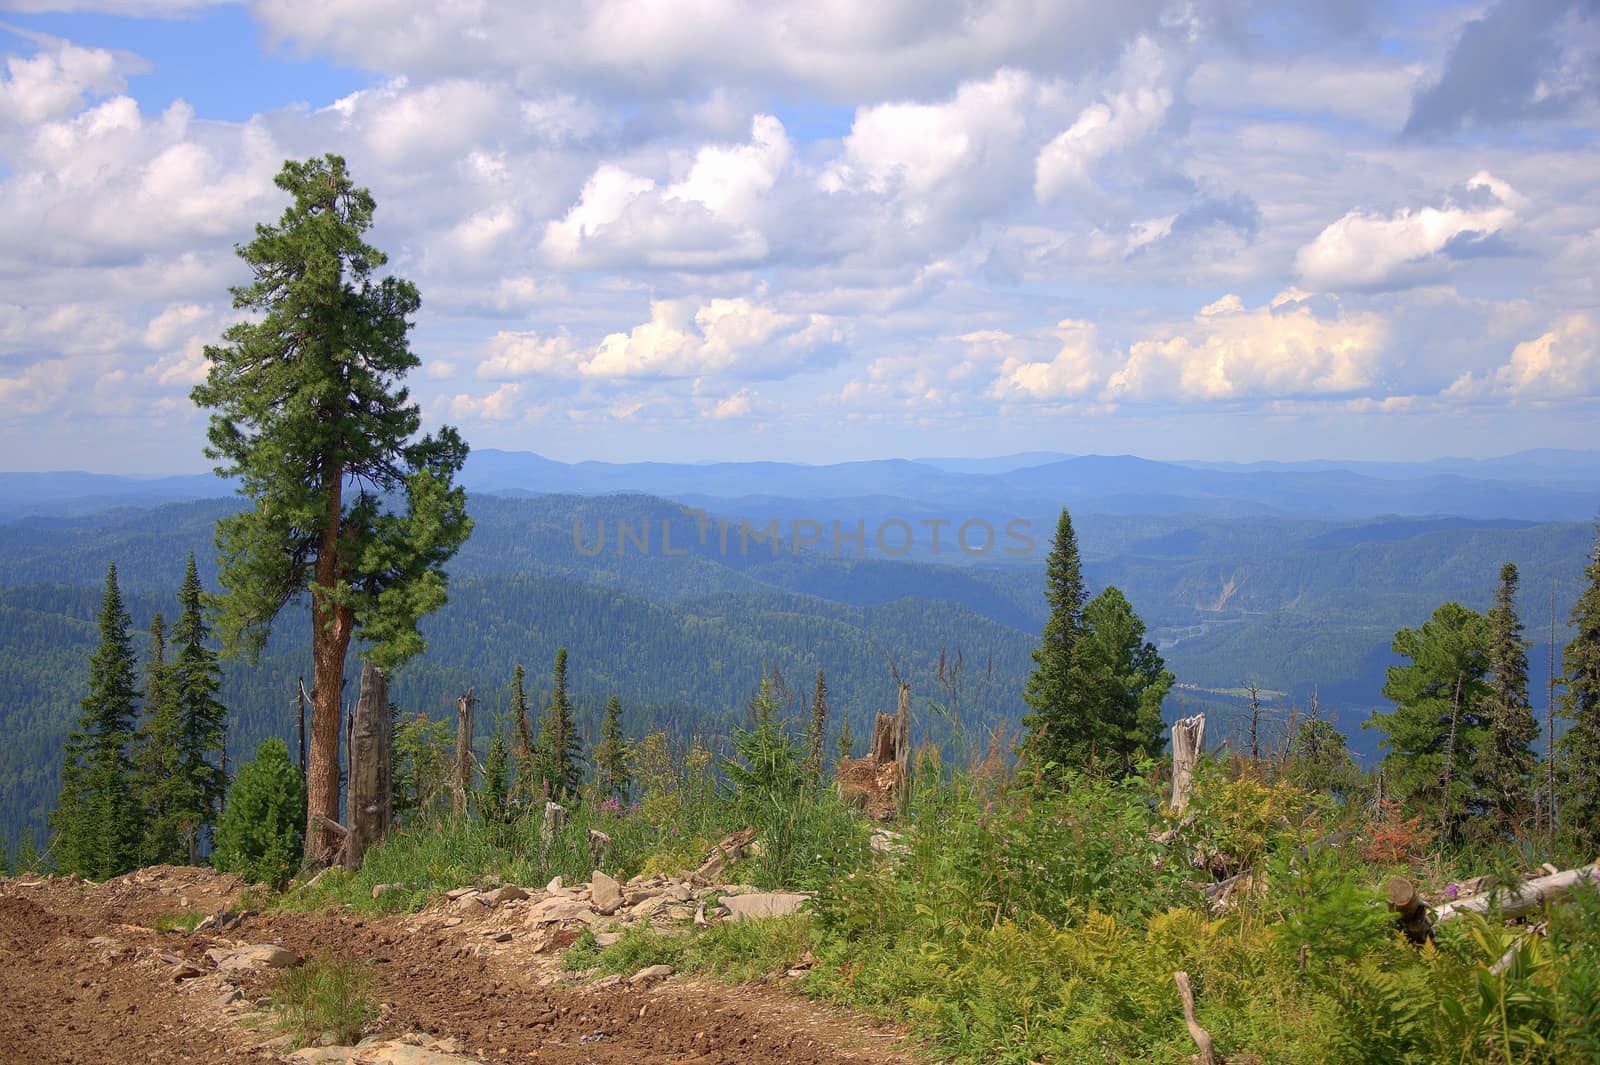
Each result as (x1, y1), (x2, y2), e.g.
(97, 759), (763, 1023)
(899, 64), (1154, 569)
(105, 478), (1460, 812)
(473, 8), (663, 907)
(1433, 861), (1600, 924)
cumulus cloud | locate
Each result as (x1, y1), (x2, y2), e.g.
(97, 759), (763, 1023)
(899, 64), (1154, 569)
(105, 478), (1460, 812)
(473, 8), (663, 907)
(1405, 0), (1600, 136)
(479, 297), (843, 382)
(541, 115), (788, 269)
(1294, 173), (1524, 291)
(989, 319), (1122, 400)
(1108, 290), (1389, 401)
(1035, 36), (1174, 203)
(0, 34), (140, 127)
(1447, 312), (1600, 398)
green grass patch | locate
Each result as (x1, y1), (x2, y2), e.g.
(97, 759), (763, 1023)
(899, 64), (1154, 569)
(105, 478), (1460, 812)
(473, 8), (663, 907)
(565, 916), (813, 985)
(154, 910), (206, 933)
(270, 952), (379, 1048)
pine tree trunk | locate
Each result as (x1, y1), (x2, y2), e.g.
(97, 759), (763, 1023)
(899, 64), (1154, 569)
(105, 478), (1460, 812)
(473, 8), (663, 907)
(307, 469), (353, 865)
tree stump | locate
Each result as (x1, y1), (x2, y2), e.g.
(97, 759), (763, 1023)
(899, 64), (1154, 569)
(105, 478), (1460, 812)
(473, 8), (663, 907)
(1171, 714), (1206, 814)
(343, 661), (392, 872)
(453, 688), (476, 819)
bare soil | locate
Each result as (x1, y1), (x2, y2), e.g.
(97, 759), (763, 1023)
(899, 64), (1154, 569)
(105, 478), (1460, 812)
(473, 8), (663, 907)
(0, 867), (917, 1065)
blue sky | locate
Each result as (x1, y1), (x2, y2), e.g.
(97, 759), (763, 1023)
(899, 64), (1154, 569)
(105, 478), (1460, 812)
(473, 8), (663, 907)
(0, 0), (1597, 472)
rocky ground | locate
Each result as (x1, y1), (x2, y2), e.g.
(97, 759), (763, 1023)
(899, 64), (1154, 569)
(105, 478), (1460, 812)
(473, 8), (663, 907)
(0, 864), (917, 1065)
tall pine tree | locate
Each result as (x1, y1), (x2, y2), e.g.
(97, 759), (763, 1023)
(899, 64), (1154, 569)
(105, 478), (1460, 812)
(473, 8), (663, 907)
(1368, 602), (1492, 839)
(51, 563), (143, 878)
(510, 663), (536, 803)
(593, 695), (630, 803)
(1558, 522), (1600, 851)
(170, 553), (227, 862)
(533, 648), (583, 800)
(134, 614), (187, 866)
(806, 669), (830, 781)
(1021, 506), (1090, 770)
(1481, 562), (1538, 825)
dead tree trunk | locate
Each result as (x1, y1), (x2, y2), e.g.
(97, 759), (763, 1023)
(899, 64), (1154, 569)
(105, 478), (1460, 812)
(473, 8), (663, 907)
(1173, 971), (1217, 1065)
(894, 680), (912, 813)
(540, 800), (567, 866)
(453, 688), (476, 819)
(1171, 714), (1206, 814)
(296, 677), (309, 789)
(344, 661), (392, 872)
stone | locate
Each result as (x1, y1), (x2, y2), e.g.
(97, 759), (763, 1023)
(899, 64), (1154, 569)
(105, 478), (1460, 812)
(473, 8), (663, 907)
(350, 1042), (486, 1065)
(444, 887), (479, 900)
(629, 964), (673, 984)
(628, 894), (669, 920)
(592, 974), (622, 988)
(718, 892), (810, 922)
(207, 944), (300, 972)
(590, 870), (623, 915)
(593, 932), (623, 947)
(451, 893), (488, 915)
(545, 875), (564, 892)
(483, 885), (528, 906)
(523, 896), (597, 927)
(289, 1048), (356, 1063)
(211, 988), (243, 1009)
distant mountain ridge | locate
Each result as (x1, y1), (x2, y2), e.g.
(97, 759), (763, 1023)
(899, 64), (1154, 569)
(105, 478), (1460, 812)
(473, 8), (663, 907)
(5, 448), (1597, 522)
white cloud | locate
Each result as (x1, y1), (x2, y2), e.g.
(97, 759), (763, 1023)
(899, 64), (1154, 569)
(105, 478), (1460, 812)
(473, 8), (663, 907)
(479, 296), (842, 382)
(0, 36), (137, 127)
(990, 319), (1121, 400)
(1295, 172), (1525, 291)
(1108, 290), (1389, 400)
(1035, 36), (1173, 203)
(1448, 312), (1600, 398)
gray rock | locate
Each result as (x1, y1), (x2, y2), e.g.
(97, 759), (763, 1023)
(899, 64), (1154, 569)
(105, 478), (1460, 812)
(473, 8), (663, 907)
(483, 884), (528, 906)
(523, 896), (598, 927)
(629, 963), (673, 984)
(545, 875), (564, 892)
(207, 944), (300, 972)
(590, 870), (623, 915)
(718, 892), (811, 922)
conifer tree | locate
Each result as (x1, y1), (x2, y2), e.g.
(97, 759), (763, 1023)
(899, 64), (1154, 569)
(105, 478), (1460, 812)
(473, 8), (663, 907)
(511, 663), (535, 802)
(593, 695), (630, 803)
(533, 648), (583, 800)
(475, 729), (512, 824)
(213, 738), (304, 890)
(51, 563), (144, 878)
(170, 553), (227, 862)
(1481, 562), (1538, 824)
(723, 671), (805, 807)
(806, 669), (829, 781)
(837, 712), (854, 762)
(1557, 522), (1600, 850)
(133, 613), (187, 866)
(1368, 602), (1492, 839)
(192, 154), (472, 861)
(1021, 506), (1089, 768)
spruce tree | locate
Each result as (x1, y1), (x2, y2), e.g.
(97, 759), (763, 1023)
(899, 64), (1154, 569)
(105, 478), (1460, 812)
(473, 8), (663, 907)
(806, 669), (829, 781)
(837, 712), (854, 762)
(133, 614), (187, 866)
(1021, 506), (1089, 769)
(593, 695), (630, 803)
(1481, 562), (1538, 824)
(170, 553), (228, 862)
(192, 154), (472, 861)
(213, 739), (304, 890)
(511, 663), (535, 802)
(1368, 602), (1492, 839)
(475, 729), (512, 824)
(50, 563), (144, 878)
(1557, 522), (1600, 851)
(1065, 587), (1173, 765)
(533, 648), (583, 800)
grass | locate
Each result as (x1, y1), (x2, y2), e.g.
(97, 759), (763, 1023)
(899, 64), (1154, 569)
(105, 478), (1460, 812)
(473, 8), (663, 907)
(154, 910), (206, 933)
(270, 952), (379, 1049)
(564, 916), (813, 984)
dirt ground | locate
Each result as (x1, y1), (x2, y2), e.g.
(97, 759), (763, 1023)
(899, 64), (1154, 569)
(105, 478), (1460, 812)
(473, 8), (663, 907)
(0, 867), (918, 1065)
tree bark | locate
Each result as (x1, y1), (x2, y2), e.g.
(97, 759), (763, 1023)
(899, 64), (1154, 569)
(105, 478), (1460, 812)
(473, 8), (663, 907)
(894, 680), (912, 813)
(1171, 714), (1206, 814)
(453, 688), (476, 819)
(306, 465), (353, 865)
(1433, 862), (1600, 923)
(344, 660), (391, 872)
(1386, 876), (1435, 943)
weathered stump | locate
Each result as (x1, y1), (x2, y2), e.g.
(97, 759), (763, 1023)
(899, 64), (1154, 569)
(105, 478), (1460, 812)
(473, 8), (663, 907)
(343, 660), (391, 872)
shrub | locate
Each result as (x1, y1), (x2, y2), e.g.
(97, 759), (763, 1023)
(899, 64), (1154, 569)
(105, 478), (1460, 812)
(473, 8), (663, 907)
(214, 738), (304, 889)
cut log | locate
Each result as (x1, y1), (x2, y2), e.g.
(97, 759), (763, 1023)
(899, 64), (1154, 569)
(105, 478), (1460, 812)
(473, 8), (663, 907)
(1434, 862), (1600, 924)
(1171, 715), (1206, 814)
(343, 660), (391, 872)
(1386, 876), (1434, 943)
(453, 688), (476, 819)
(539, 800), (567, 864)
(1173, 971), (1217, 1065)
